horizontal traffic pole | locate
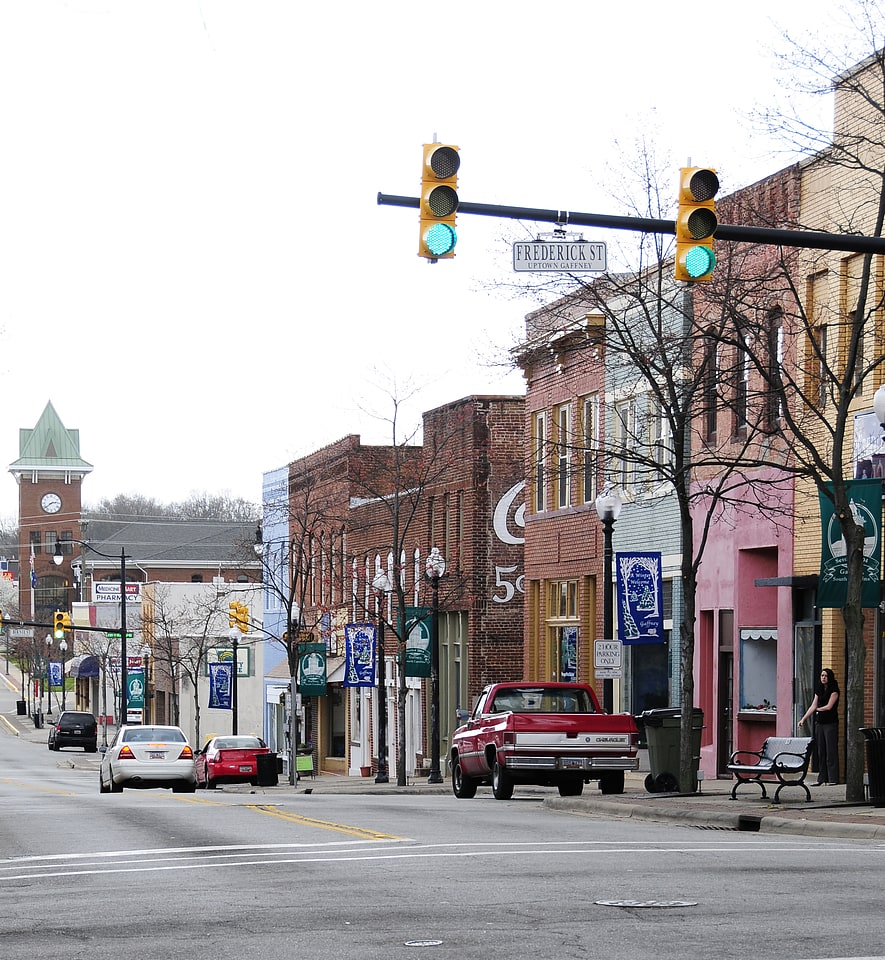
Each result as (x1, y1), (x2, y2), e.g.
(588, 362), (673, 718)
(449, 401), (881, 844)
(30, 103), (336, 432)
(377, 193), (885, 254)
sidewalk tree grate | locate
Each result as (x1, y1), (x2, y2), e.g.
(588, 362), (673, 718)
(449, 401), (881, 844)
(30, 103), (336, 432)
(595, 900), (698, 909)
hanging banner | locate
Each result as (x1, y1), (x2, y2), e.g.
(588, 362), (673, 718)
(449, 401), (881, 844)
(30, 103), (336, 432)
(616, 551), (665, 644)
(403, 607), (431, 677)
(819, 479), (883, 608)
(209, 663), (232, 709)
(344, 623), (376, 687)
(127, 668), (145, 711)
(48, 661), (64, 690)
(298, 643), (327, 696)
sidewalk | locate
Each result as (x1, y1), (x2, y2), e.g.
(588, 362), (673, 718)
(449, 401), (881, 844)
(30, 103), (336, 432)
(4, 674), (885, 839)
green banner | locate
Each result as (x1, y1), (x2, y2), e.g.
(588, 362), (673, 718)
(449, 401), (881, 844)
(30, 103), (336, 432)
(403, 607), (431, 678)
(818, 479), (882, 608)
(298, 643), (327, 696)
(127, 669), (145, 710)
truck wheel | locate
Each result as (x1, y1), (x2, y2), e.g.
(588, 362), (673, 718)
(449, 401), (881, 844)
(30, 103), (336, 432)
(558, 779), (584, 797)
(491, 756), (514, 800)
(452, 758), (478, 799)
(599, 771), (625, 795)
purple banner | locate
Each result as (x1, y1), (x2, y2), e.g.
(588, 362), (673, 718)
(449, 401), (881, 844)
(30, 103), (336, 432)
(343, 623), (376, 687)
(616, 551), (664, 644)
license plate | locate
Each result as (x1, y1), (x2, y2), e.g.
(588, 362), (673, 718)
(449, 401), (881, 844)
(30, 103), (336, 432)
(72, 728), (82, 734)
(239, 765), (252, 773)
(148, 751), (166, 760)
(562, 757), (584, 769)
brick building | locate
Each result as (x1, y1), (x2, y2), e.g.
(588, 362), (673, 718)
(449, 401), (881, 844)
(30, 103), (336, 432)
(262, 394), (525, 778)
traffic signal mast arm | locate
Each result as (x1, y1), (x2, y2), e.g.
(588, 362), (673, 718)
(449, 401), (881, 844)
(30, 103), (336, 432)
(379, 192), (885, 254)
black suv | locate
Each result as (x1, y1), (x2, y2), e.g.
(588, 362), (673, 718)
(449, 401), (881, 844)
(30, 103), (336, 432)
(48, 711), (98, 752)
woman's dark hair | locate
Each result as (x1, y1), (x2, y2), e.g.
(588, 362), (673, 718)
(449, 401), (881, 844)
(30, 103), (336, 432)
(820, 668), (839, 692)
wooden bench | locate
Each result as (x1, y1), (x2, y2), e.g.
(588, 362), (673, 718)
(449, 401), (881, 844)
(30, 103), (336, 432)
(726, 736), (814, 802)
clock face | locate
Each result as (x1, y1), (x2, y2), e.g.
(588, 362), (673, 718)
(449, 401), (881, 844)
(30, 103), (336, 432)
(41, 493), (62, 514)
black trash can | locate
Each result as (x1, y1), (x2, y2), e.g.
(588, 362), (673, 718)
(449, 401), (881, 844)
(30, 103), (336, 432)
(16, 700), (26, 716)
(641, 707), (703, 793)
(33, 709), (44, 729)
(256, 752), (279, 787)
(860, 728), (885, 807)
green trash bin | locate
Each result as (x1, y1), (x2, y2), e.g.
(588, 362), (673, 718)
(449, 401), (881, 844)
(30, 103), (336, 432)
(641, 707), (703, 793)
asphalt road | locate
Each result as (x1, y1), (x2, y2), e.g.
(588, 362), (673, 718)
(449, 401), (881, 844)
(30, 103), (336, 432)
(2, 728), (885, 960)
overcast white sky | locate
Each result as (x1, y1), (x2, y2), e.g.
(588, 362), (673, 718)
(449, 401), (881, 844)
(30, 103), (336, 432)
(0, 0), (870, 523)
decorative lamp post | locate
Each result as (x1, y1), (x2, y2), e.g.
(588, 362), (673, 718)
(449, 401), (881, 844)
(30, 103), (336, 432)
(44, 634), (53, 719)
(372, 566), (392, 784)
(425, 546), (446, 784)
(228, 626), (240, 736)
(874, 384), (885, 436)
(594, 486), (623, 714)
(54, 540), (131, 725)
(140, 644), (151, 724)
(59, 636), (68, 711)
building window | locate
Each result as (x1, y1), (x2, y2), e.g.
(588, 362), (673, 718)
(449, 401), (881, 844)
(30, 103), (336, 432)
(548, 580), (579, 682)
(554, 403), (571, 509)
(739, 628), (777, 713)
(703, 334), (718, 441)
(44, 530), (58, 555)
(613, 399), (635, 490)
(533, 411), (547, 513)
(805, 270), (829, 408)
(581, 394), (599, 504)
(29, 531), (41, 555)
(650, 400), (674, 480)
(58, 531), (74, 555)
(766, 307), (784, 428)
(735, 327), (750, 433)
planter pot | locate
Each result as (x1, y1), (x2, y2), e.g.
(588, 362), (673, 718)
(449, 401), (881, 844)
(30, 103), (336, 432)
(360, 765), (372, 778)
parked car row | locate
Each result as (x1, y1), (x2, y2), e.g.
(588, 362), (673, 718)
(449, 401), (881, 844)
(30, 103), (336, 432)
(46, 713), (275, 794)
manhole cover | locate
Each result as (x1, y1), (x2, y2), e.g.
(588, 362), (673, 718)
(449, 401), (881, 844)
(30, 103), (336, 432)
(404, 941), (443, 947)
(595, 899), (698, 909)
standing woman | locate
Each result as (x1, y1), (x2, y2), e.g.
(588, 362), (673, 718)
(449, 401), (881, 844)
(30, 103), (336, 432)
(799, 668), (840, 785)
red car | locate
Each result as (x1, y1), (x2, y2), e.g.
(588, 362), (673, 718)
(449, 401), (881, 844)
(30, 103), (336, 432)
(195, 735), (270, 788)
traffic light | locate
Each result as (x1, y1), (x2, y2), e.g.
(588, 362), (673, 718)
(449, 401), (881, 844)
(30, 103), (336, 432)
(53, 611), (65, 640)
(675, 167), (719, 282)
(62, 613), (72, 633)
(419, 143), (460, 260)
(229, 601), (249, 634)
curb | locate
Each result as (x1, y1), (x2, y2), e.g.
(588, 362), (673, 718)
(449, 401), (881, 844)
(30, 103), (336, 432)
(546, 796), (885, 840)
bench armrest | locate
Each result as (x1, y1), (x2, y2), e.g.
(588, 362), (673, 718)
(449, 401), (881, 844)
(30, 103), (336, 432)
(771, 750), (807, 767)
(728, 750), (763, 765)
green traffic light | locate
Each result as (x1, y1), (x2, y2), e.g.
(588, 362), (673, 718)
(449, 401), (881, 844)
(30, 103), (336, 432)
(683, 245), (716, 279)
(424, 223), (457, 257)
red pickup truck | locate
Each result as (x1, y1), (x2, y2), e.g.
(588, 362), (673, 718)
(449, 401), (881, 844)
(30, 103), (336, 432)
(450, 681), (639, 800)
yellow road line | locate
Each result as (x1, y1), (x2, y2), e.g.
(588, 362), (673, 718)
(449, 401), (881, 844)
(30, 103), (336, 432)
(245, 804), (402, 840)
(0, 778), (76, 796)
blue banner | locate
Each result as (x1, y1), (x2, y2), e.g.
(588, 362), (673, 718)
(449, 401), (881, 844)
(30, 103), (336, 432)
(209, 662), (232, 709)
(344, 623), (376, 687)
(616, 551), (664, 644)
(48, 661), (63, 690)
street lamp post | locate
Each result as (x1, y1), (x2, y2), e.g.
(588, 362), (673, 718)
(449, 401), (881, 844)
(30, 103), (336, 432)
(140, 645), (151, 723)
(372, 567), (392, 784)
(60, 637), (68, 710)
(44, 634), (53, 718)
(54, 540), (131, 725)
(229, 627), (240, 736)
(425, 547), (446, 784)
(595, 486), (623, 714)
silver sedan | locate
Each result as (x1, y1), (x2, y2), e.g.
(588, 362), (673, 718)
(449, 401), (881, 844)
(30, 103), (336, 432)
(99, 725), (197, 793)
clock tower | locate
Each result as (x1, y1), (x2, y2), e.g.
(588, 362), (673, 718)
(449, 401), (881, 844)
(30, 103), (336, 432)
(8, 401), (93, 621)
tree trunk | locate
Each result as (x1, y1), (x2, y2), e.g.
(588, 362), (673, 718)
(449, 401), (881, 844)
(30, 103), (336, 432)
(842, 518), (867, 803)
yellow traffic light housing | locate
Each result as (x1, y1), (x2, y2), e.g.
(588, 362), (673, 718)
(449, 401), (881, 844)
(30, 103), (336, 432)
(53, 611), (66, 640)
(675, 167), (719, 282)
(419, 143), (460, 260)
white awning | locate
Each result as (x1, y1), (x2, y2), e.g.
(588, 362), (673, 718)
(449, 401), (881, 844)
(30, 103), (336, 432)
(740, 628), (777, 642)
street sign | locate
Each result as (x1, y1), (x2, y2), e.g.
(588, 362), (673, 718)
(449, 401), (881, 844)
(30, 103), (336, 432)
(513, 240), (606, 273)
(595, 639), (622, 679)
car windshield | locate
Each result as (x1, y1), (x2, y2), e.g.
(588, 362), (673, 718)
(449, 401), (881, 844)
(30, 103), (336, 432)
(214, 737), (264, 750)
(123, 727), (186, 743)
(489, 688), (596, 714)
